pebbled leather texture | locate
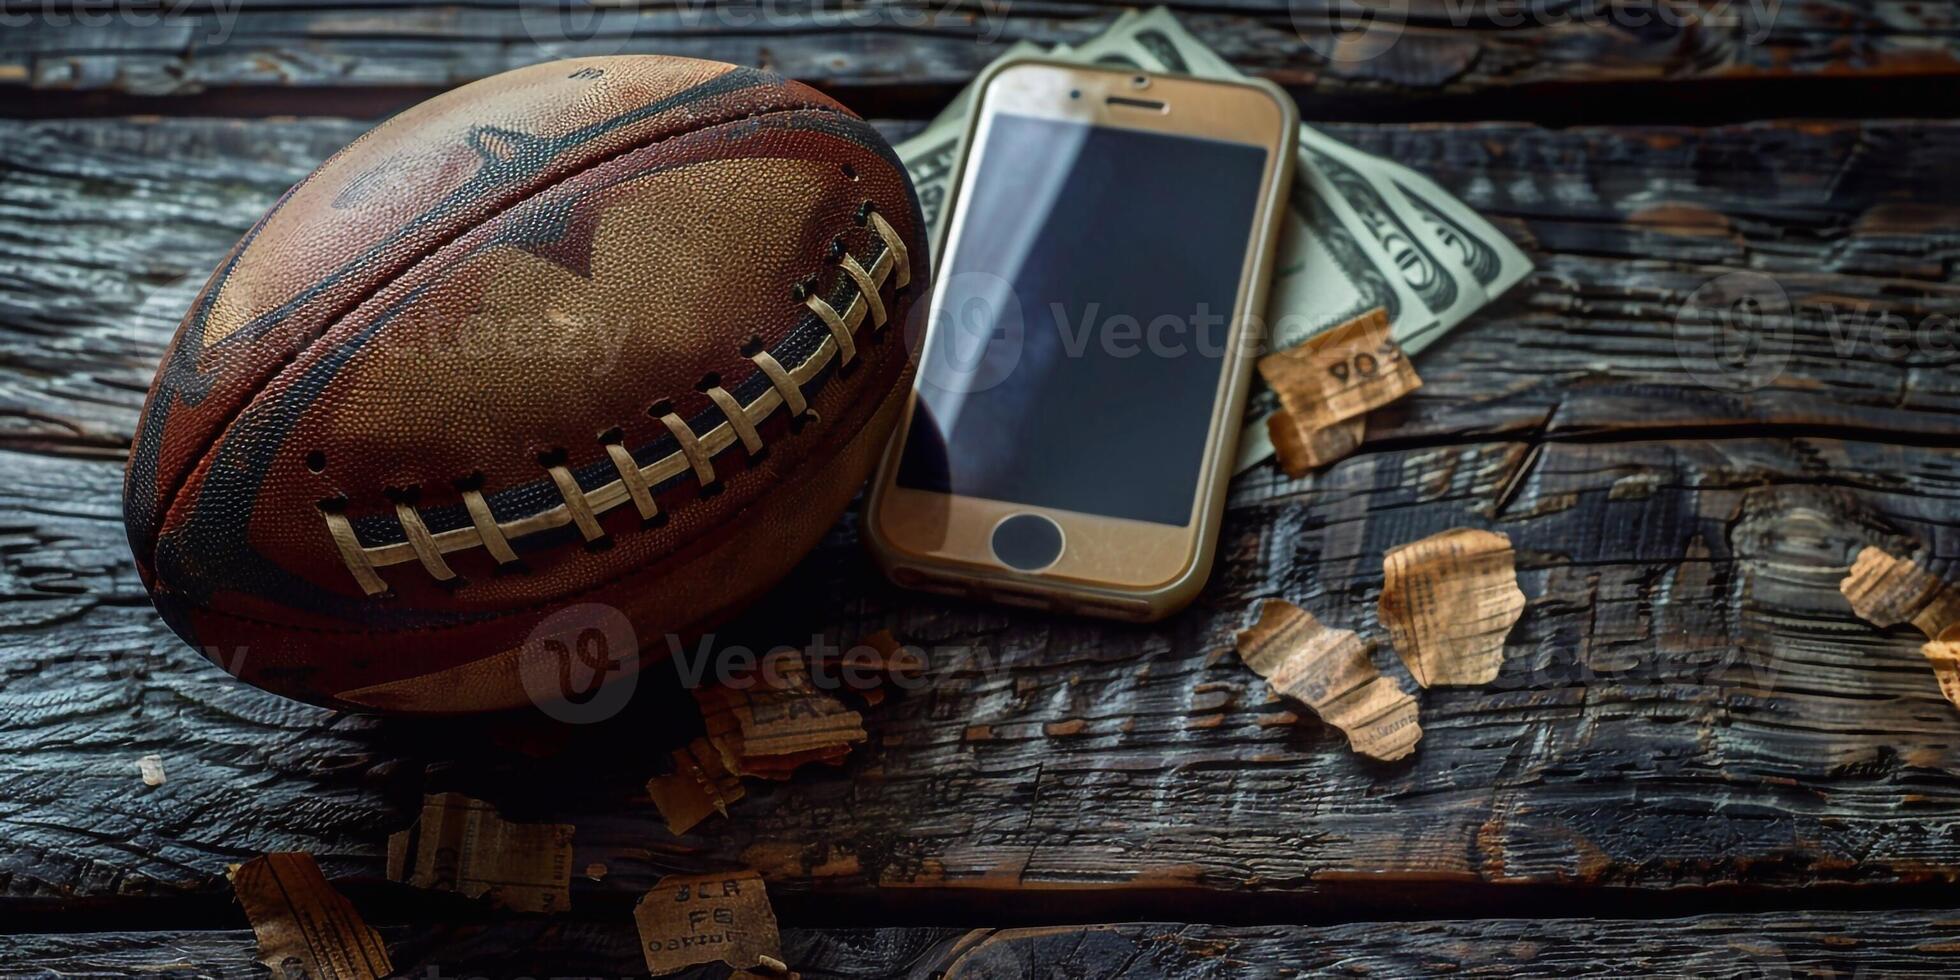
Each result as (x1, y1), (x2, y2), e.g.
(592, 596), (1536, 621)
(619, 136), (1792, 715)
(123, 55), (927, 714)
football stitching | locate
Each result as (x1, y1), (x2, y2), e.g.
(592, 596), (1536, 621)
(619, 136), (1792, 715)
(323, 204), (912, 596)
(174, 374), (913, 643)
(150, 93), (846, 575)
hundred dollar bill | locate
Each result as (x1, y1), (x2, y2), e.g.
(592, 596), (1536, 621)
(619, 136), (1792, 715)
(1363, 152), (1532, 301)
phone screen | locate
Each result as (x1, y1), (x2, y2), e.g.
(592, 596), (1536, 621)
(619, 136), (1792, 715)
(896, 113), (1269, 526)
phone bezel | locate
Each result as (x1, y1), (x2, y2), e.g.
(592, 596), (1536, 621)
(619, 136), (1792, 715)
(867, 59), (1298, 618)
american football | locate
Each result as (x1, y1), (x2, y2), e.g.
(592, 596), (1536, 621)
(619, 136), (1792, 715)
(122, 55), (927, 714)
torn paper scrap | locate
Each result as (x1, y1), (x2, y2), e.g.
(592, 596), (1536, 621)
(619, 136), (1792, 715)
(1267, 414), (1366, 477)
(698, 683), (852, 780)
(647, 737), (747, 835)
(229, 853), (393, 980)
(635, 869), (783, 976)
(1258, 308), (1419, 476)
(1381, 528), (1527, 687)
(1235, 599), (1422, 761)
(1267, 308), (1420, 421)
(695, 650), (867, 780)
(735, 653), (868, 758)
(386, 792), (574, 914)
(136, 754), (166, 787)
(1924, 625), (1960, 710)
(1840, 545), (1960, 639)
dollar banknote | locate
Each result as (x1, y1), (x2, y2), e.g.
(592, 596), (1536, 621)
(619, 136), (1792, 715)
(893, 7), (1531, 473)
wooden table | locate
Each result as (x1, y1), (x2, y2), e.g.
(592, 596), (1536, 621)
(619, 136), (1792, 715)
(4, 3), (1959, 976)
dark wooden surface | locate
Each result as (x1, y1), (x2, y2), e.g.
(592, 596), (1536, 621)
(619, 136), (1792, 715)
(4, 1), (1956, 124)
(12, 911), (1960, 978)
(3, 1), (1959, 976)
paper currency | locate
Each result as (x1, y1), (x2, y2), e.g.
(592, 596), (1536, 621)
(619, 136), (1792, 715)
(892, 7), (1532, 472)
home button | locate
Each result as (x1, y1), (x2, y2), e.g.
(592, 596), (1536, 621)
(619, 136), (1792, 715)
(991, 514), (1064, 571)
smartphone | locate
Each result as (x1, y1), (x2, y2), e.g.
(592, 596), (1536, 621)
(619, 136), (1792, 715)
(865, 59), (1297, 621)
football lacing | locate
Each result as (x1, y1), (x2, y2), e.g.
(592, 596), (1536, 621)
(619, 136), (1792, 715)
(320, 203), (909, 597)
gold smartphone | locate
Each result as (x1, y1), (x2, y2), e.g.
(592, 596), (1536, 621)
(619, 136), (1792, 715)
(866, 59), (1297, 621)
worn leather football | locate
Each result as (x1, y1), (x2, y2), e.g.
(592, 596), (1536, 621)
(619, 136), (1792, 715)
(123, 56), (927, 714)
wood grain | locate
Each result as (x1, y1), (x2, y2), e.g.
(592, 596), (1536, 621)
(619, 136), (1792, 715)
(7, 912), (1960, 978)
(2, 0), (1958, 973)
(4, 423), (1959, 905)
(2, 102), (1958, 932)
(5, 117), (1955, 455)
(0, 2), (1955, 121)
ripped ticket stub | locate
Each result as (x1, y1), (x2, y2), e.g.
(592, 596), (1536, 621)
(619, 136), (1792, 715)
(635, 870), (783, 976)
(1236, 599), (1422, 761)
(1924, 624), (1960, 710)
(1840, 545), (1960, 639)
(386, 792), (574, 914)
(695, 650), (867, 779)
(1257, 308), (1419, 476)
(229, 853), (393, 980)
(1380, 528), (1527, 687)
(647, 737), (747, 835)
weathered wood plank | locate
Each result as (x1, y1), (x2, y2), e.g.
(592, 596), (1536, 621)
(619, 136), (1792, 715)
(3, 431), (1958, 906)
(8, 912), (1960, 978)
(1, 1), (1954, 118)
(3, 117), (1955, 457)
(3, 119), (1959, 913)
(0, 923), (962, 979)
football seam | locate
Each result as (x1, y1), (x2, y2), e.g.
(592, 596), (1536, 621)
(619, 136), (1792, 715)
(164, 371), (913, 639)
(324, 205), (911, 595)
(150, 97), (848, 575)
